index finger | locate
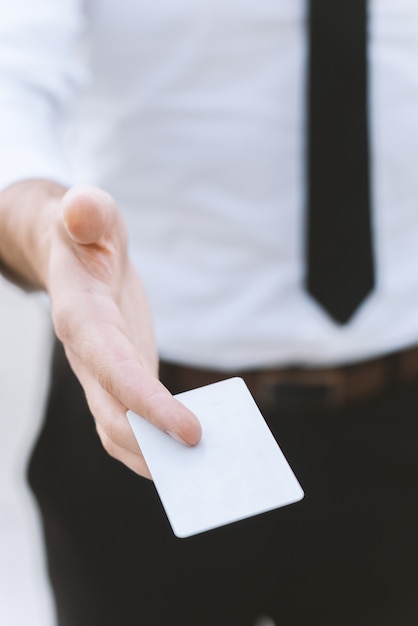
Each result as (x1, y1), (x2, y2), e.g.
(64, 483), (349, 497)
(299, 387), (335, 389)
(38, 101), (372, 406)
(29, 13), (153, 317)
(68, 314), (202, 446)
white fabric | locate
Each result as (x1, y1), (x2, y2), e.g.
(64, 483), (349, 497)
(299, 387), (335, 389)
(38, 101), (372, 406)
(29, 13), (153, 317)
(1, 0), (418, 369)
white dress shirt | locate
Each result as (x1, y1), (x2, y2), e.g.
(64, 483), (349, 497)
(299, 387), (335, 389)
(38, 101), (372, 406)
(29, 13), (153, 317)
(1, 0), (418, 370)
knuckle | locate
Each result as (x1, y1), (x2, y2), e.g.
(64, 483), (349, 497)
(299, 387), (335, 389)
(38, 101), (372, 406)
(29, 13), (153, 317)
(52, 306), (72, 343)
(85, 393), (100, 422)
(96, 425), (118, 459)
(95, 412), (121, 449)
(96, 363), (113, 394)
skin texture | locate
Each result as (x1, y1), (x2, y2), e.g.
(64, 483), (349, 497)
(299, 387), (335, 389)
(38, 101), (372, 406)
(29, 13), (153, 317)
(0, 180), (202, 479)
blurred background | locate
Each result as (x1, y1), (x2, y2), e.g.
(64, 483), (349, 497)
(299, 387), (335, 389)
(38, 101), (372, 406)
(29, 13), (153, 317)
(0, 276), (56, 626)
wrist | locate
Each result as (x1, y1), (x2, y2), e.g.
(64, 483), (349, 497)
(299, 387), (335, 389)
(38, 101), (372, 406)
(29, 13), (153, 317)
(0, 179), (68, 291)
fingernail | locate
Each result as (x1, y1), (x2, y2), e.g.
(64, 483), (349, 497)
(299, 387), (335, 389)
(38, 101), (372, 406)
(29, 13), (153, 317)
(165, 430), (188, 445)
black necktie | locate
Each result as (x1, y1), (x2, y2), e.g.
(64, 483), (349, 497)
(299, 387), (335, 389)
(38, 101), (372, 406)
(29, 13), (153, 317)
(306, 0), (374, 324)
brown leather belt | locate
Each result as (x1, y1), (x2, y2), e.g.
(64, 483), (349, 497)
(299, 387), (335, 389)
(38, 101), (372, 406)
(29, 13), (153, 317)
(160, 344), (418, 413)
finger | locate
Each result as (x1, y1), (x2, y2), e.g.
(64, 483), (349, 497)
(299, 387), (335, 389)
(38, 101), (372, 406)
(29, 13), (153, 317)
(67, 329), (202, 447)
(95, 423), (152, 479)
(67, 346), (153, 479)
(69, 351), (143, 455)
(61, 184), (116, 245)
(89, 328), (202, 445)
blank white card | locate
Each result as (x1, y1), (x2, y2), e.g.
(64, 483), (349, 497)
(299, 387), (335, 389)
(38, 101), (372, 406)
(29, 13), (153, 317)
(127, 377), (304, 538)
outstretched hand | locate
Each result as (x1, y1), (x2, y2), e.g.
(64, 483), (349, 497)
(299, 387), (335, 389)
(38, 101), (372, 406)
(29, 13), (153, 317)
(46, 185), (201, 478)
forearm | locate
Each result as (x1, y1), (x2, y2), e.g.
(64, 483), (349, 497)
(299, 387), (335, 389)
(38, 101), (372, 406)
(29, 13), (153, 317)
(0, 179), (67, 290)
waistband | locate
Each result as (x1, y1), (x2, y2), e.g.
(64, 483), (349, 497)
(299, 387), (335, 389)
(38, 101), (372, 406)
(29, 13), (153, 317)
(159, 345), (418, 414)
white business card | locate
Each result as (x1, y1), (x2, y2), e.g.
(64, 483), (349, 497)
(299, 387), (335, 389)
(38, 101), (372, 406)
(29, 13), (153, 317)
(127, 377), (304, 538)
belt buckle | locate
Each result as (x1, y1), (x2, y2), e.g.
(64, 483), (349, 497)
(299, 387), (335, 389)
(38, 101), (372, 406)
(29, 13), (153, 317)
(254, 368), (345, 413)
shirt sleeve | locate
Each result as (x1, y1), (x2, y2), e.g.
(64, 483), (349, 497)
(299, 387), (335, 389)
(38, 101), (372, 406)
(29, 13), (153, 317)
(0, 0), (87, 192)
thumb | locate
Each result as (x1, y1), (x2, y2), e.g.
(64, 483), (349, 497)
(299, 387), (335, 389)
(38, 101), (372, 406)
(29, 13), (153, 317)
(61, 184), (116, 245)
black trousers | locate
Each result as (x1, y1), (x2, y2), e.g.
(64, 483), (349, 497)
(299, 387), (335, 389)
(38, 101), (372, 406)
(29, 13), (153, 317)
(28, 340), (418, 626)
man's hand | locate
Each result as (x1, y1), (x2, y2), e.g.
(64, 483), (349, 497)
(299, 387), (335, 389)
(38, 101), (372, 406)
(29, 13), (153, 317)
(0, 181), (202, 479)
